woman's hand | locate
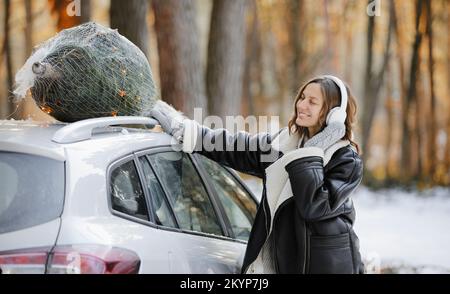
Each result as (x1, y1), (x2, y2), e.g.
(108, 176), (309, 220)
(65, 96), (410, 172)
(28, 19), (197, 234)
(149, 100), (186, 143)
(303, 122), (346, 150)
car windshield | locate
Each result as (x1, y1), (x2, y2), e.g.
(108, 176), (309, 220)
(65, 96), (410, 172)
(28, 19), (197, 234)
(0, 152), (65, 234)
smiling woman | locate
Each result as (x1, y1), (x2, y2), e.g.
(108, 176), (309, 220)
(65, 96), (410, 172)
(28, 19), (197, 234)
(150, 75), (365, 274)
(288, 76), (359, 152)
(295, 83), (324, 136)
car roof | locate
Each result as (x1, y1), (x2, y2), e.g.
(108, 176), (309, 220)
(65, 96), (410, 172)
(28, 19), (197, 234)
(0, 118), (172, 161)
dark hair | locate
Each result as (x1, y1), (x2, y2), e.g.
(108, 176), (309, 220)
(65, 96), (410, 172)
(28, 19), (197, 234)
(288, 76), (360, 154)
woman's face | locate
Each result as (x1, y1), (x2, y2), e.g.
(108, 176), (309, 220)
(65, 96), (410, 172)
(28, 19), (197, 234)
(295, 83), (324, 131)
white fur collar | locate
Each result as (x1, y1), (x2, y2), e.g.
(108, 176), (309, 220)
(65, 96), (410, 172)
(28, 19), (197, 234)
(270, 127), (301, 154)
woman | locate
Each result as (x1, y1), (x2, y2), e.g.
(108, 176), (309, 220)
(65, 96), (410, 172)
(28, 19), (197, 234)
(150, 75), (364, 274)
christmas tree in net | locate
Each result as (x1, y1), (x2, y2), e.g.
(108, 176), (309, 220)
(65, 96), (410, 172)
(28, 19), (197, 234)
(14, 22), (158, 122)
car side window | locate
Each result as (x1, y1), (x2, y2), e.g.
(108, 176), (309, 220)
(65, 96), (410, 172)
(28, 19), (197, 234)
(139, 156), (177, 228)
(147, 152), (223, 236)
(110, 160), (149, 221)
(199, 155), (257, 241)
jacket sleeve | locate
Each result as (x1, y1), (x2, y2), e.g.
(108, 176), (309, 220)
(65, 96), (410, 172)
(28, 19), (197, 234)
(284, 146), (363, 222)
(181, 119), (281, 178)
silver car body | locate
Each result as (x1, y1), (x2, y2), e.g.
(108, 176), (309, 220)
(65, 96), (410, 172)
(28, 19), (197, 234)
(0, 118), (256, 274)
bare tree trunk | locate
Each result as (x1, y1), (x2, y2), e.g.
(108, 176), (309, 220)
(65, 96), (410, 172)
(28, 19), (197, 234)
(80, 0), (90, 24)
(416, 70), (425, 182)
(392, 0), (410, 181)
(3, 0), (15, 117)
(425, 0), (437, 181)
(392, 2), (409, 181)
(278, 0), (314, 124)
(323, 0), (335, 73)
(49, 0), (91, 31)
(286, 0), (305, 93)
(25, 0), (33, 57)
(445, 1), (450, 184)
(110, 0), (148, 56)
(362, 0), (394, 161)
(404, 0), (425, 181)
(343, 0), (356, 84)
(15, 0), (34, 120)
(242, 0), (261, 116)
(207, 0), (248, 118)
(152, 0), (207, 118)
(385, 63), (395, 181)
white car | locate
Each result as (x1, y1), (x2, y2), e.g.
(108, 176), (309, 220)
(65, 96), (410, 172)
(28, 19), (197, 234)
(0, 117), (258, 274)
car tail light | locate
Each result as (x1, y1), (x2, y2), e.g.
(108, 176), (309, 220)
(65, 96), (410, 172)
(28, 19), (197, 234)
(0, 245), (140, 274)
(0, 247), (49, 274)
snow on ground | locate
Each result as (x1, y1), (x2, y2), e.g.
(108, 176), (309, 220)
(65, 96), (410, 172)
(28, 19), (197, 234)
(353, 186), (450, 273)
(243, 178), (450, 274)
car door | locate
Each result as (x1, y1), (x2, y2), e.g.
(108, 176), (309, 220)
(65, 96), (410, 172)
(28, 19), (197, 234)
(193, 154), (258, 242)
(136, 148), (245, 273)
(107, 155), (175, 273)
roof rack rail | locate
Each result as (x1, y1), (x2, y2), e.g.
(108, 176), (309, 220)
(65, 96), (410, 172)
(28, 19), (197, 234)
(52, 116), (159, 144)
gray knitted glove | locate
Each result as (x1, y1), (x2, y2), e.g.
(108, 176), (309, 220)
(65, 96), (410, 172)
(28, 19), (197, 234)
(303, 122), (346, 150)
(148, 100), (186, 143)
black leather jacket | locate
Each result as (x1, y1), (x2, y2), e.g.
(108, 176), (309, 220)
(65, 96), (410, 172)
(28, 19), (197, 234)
(191, 125), (364, 274)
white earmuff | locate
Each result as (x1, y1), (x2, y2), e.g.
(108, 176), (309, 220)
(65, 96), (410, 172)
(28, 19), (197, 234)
(323, 75), (348, 125)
